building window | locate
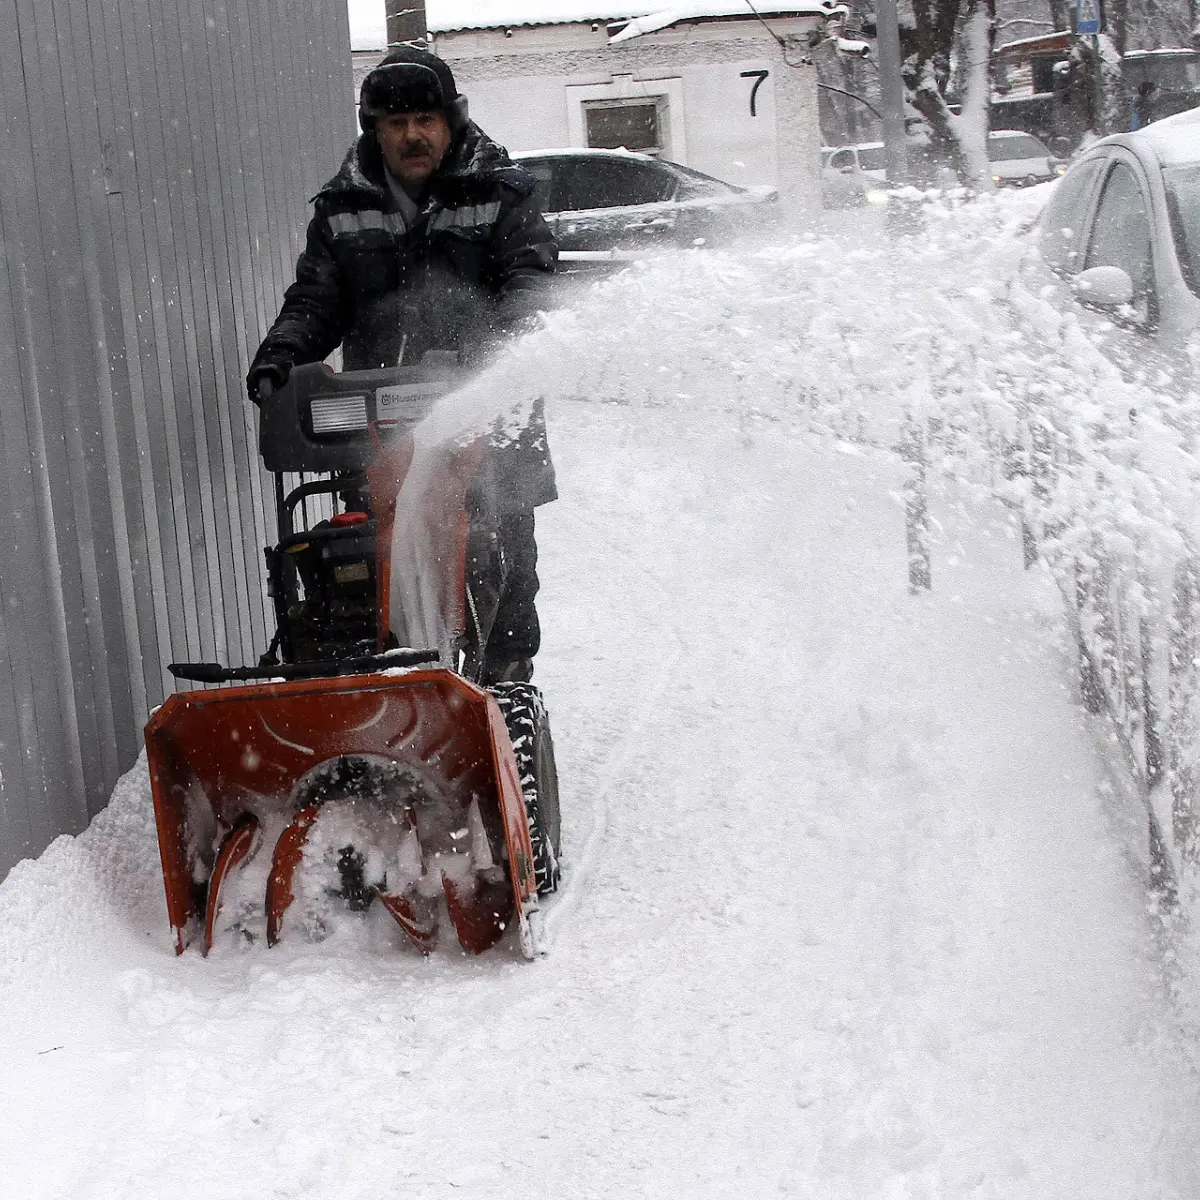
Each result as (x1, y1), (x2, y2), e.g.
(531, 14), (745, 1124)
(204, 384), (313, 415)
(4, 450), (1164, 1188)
(566, 75), (686, 162)
(583, 98), (666, 155)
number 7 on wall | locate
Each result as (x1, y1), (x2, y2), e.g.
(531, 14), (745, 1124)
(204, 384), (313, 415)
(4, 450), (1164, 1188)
(740, 70), (770, 117)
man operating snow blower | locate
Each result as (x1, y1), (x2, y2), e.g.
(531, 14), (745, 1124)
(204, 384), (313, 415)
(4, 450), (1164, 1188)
(247, 46), (558, 685)
(140, 49), (563, 963)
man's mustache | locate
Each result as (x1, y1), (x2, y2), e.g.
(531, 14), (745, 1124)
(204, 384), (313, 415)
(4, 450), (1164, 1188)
(401, 142), (435, 158)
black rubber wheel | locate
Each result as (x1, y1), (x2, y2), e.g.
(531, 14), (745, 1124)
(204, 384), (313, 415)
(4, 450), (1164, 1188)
(489, 681), (561, 895)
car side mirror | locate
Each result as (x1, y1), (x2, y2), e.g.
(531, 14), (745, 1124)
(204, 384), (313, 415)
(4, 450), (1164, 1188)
(1072, 265), (1134, 310)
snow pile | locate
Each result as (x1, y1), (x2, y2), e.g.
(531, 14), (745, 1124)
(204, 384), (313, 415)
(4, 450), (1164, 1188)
(2, 193), (1200, 1195)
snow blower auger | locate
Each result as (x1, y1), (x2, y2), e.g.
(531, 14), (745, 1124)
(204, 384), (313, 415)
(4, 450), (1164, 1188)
(144, 360), (561, 960)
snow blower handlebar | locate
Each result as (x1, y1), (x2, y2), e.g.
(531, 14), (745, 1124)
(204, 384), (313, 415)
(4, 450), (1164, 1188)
(167, 648), (439, 684)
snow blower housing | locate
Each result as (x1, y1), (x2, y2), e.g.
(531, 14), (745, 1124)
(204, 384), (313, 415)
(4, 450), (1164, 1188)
(145, 362), (560, 959)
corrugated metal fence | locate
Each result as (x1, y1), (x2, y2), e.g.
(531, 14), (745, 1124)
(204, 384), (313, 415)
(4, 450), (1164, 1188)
(0, 0), (355, 877)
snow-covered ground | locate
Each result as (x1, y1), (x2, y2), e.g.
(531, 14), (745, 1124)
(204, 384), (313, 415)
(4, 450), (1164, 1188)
(3, 197), (1200, 1197)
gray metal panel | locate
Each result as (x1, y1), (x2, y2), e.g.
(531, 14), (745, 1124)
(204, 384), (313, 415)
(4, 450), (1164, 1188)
(166, 0), (235, 669)
(78, 0), (157, 733)
(0, 11), (68, 858)
(194, 0), (264, 657)
(57, 0), (139, 787)
(154, 0), (222, 667)
(0, 0), (353, 878)
(223, 0), (277, 648)
(0, 254), (35, 862)
(140, 0), (208, 672)
(104, 0), (194, 695)
(12, 0), (101, 827)
(88, 0), (168, 721)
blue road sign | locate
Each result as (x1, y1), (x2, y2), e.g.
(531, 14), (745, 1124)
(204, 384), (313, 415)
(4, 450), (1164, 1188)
(1077, 0), (1102, 35)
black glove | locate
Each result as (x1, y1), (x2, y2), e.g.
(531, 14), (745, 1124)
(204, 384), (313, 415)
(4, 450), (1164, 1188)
(246, 359), (291, 405)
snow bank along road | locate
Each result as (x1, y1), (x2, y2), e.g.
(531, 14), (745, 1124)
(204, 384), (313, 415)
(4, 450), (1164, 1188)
(3, 212), (1200, 1197)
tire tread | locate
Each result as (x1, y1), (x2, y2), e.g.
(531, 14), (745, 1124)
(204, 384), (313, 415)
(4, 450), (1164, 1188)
(489, 681), (561, 895)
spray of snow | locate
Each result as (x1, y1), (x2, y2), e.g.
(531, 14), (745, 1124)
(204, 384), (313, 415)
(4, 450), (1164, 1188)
(393, 188), (1200, 991)
(388, 371), (539, 658)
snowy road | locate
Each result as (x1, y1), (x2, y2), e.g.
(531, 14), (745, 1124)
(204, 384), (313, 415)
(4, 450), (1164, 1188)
(2, 390), (1197, 1198)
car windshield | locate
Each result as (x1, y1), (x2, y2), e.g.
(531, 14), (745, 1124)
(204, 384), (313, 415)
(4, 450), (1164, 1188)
(988, 134), (1047, 161)
(1164, 164), (1200, 296)
(671, 163), (739, 198)
(857, 146), (886, 171)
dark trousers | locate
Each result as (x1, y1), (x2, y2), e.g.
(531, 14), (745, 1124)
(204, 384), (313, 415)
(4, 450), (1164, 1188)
(486, 510), (540, 664)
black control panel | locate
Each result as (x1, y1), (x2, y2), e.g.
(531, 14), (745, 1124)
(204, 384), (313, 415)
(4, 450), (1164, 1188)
(258, 361), (458, 473)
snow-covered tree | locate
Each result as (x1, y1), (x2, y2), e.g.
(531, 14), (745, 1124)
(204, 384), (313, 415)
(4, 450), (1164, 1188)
(816, 0), (1196, 179)
(902, 0), (998, 187)
(815, 2), (998, 186)
(996, 0), (1196, 48)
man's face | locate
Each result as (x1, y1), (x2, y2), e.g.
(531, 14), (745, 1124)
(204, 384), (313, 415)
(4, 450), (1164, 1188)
(376, 111), (453, 188)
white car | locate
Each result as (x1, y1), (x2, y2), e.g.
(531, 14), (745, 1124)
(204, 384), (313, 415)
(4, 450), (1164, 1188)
(820, 142), (890, 208)
(1017, 106), (1199, 892)
(985, 130), (1059, 187)
(821, 129), (1058, 207)
(1026, 106), (1200, 359)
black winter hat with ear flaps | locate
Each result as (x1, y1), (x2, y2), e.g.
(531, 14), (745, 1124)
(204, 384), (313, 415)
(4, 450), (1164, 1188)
(358, 47), (468, 135)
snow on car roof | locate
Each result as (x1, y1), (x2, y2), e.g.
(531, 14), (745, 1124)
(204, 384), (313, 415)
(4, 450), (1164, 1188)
(428, 0), (831, 32)
(513, 147), (654, 158)
(1139, 106), (1200, 167)
(1123, 47), (1198, 58)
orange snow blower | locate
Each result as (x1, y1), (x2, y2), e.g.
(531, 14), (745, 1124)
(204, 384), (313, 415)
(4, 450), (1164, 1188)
(145, 360), (560, 959)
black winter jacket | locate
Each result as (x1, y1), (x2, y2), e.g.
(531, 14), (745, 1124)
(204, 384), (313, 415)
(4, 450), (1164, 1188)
(251, 123), (558, 507)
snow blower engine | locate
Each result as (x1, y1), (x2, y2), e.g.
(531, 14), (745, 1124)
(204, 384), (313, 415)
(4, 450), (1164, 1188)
(144, 360), (561, 959)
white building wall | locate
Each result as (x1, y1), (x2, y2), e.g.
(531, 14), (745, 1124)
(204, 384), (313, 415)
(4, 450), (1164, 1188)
(679, 58), (779, 188)
(466, 75), (575, 149)
(434, 18), (822, 211)
(465, 58), (780, 189)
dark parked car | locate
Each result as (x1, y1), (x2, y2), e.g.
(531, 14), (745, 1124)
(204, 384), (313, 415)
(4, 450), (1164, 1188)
(512, 148), (779, 272)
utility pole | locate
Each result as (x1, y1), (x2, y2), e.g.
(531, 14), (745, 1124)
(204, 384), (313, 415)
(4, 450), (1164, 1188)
(1075, 0), (1108, 134)
(875, 0), (915, 233)
(874, 0), (908, 189)
(386, 1), (427, 47)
